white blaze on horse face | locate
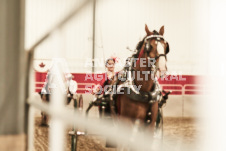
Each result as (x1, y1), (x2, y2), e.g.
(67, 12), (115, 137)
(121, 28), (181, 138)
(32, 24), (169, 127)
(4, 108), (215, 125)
(157, 42), (166, 71)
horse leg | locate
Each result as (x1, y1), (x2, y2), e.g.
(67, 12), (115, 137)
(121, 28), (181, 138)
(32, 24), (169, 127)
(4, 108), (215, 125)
(40, 94), (49, 126)
(149, 101), (158, 135)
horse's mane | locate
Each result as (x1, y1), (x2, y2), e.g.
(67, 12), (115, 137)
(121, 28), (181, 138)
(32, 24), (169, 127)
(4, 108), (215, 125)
(132, 37), (145, 59)
(136, 37), (145, 52)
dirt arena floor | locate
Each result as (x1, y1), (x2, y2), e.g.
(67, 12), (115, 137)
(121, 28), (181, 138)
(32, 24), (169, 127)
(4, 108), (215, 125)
(34, 116), (200, 151)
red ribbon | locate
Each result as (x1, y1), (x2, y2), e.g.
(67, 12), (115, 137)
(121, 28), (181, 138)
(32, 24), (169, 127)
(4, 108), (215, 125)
(136, 48), (144, 66)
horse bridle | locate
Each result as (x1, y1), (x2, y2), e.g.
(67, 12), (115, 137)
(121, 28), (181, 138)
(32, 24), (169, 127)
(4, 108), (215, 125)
(144, 34), (169, 61)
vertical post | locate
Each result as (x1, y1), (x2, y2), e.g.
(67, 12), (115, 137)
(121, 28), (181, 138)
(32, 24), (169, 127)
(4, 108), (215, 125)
(0, 0), (25, 135)
(27, 106), (35, 151)
(0, 0), (26, 150)
(49, 60), (66, 151)
(49, 30), (66, 151)
(92, 0), (96, 73)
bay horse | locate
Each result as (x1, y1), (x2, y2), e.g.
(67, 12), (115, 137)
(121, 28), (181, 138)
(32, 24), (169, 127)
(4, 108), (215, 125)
(114, 24), (170, 136)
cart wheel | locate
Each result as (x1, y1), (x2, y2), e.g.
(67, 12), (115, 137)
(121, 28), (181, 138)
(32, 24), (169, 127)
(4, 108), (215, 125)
(154, 108), (163, 139)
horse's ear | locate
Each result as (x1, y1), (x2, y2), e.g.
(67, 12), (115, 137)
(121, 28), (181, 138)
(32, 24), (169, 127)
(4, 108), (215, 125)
(159, 26), (164, 36)
(145, 24), (151, 35)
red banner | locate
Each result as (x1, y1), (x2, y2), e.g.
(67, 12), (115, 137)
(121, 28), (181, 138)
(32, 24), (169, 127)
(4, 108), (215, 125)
(35, 72), (206, 95)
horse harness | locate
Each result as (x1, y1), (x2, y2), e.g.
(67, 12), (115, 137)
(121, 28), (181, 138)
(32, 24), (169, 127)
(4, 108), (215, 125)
(111, 56), (162, 125)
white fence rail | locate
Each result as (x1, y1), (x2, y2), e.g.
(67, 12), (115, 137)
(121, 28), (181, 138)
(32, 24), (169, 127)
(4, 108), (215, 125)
(36, 82), (207, 95)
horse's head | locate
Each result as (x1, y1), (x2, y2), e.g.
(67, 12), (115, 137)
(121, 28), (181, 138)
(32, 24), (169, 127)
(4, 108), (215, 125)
(143, 24), (170, 76)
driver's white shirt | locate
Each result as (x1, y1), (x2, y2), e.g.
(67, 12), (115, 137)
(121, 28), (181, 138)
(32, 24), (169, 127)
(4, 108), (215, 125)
(68, 80), (77, 94)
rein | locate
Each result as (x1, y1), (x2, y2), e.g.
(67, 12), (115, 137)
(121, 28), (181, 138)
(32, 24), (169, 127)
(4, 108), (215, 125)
(136, 47), (145, 66)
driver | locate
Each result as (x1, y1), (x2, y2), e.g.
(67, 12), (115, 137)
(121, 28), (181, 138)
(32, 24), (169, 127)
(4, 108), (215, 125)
(92, 57), (117, 95)
(92, 57), (118, 116)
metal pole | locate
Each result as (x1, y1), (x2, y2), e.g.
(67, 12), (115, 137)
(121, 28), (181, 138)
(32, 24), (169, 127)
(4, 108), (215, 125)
(92, 0), (96, 73)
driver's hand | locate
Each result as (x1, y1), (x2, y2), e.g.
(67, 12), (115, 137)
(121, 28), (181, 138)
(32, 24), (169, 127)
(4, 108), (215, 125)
(92, 84), (102, 95)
